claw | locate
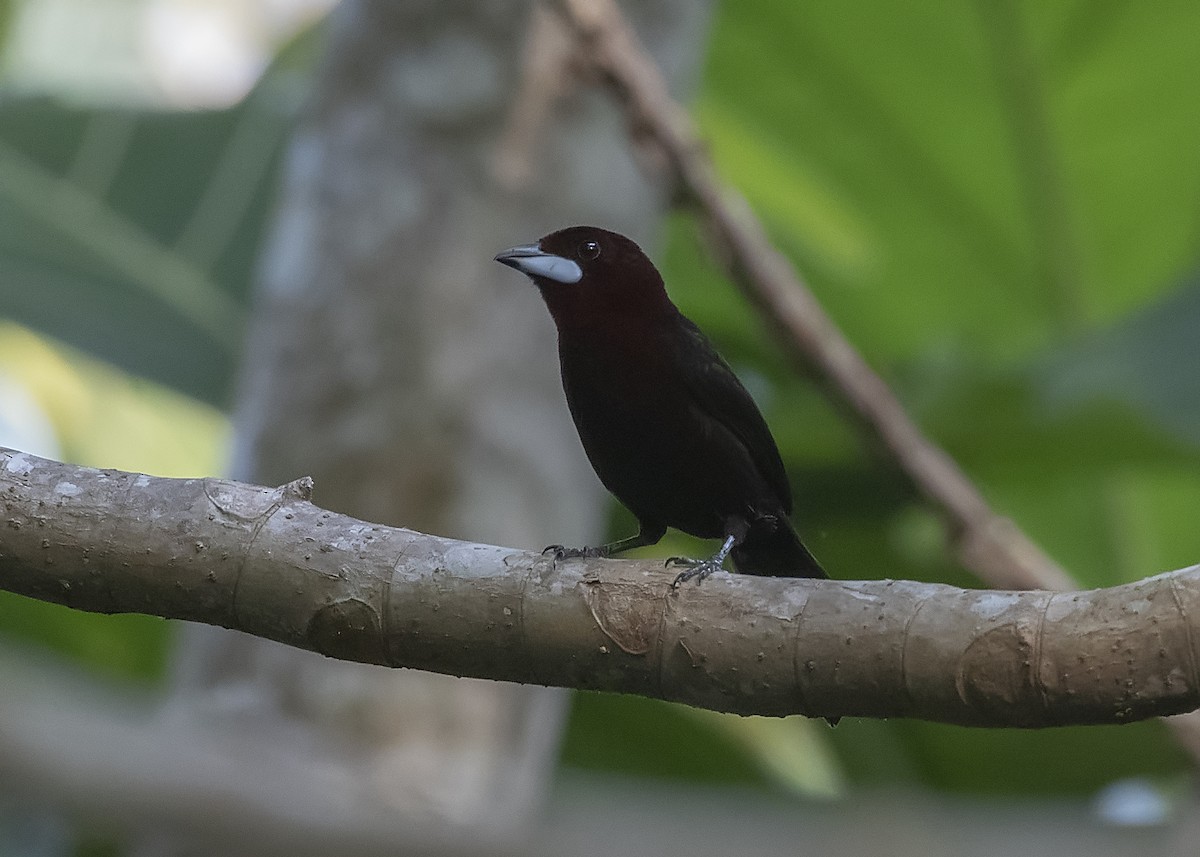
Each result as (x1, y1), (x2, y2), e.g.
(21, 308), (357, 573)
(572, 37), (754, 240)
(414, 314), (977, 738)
(669, 558), (722, 589)
(667, 534), (737, 589)
(543, 544), (603, 559)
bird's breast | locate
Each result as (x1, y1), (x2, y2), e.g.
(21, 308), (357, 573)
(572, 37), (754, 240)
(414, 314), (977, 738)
(557, 323), (680, 434)
(555, 322), (750, 536)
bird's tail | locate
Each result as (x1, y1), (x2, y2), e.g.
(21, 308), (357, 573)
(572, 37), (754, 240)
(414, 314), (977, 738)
(731, 517), (826, 579)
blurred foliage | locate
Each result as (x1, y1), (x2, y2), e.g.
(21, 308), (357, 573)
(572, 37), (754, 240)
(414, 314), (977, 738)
(1, 0), (1199, 805)
(0, 21), (310, 683)
(0, 96), (278, 407)
(0, 323), (227, 680)
(0, 589), (171, 682)
(0, 0), (11, 56)
(561, 692), (780, 788)
(0, 324), (228, 474)
(582, 0), (1200, 797)
(0, 24), (312, 408)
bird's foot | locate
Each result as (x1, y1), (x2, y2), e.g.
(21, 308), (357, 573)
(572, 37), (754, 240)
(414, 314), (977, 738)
(543, 544), (606, 560)
(666, 555), (724, 589)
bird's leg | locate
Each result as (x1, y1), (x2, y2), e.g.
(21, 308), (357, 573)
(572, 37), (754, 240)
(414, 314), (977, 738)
(667, 534), (737, 588)
(544, 522), (666, 560)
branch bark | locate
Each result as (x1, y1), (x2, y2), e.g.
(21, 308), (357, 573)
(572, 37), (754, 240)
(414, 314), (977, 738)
(4, 446), (1198, 728)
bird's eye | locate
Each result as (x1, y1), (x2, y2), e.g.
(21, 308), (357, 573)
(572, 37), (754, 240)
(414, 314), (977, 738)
(578, 240), (601, 260)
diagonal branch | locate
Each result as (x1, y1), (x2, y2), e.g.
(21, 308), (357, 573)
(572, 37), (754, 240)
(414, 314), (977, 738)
(550, 0), (1072, 593)
(546, 0), (1200, 758)
(3, 446), (1199, 728)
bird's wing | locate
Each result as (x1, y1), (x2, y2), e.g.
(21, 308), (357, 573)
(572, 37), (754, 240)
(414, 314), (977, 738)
(671, 316), (793, 515)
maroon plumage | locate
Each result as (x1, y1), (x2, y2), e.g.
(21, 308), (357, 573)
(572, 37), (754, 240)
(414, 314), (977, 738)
(495, 226), (825, 585)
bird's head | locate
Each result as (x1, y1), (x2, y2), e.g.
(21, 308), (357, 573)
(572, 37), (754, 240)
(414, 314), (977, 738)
(494, 226), (675, 326)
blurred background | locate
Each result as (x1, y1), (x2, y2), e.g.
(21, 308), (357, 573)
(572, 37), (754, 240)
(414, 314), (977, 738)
(1, 0), (1199, 854)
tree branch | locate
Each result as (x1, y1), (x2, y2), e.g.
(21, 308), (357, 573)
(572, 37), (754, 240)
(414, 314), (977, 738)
(3, 446), (1198, 728)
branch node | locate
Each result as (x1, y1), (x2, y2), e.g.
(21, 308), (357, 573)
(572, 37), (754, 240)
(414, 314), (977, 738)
(281, 476), (314, 502)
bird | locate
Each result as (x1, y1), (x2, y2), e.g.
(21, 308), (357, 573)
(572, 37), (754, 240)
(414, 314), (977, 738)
(494, 226), (825, 587)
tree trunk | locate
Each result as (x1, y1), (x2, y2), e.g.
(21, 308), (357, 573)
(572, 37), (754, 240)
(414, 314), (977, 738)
(149, 0), (711, 846)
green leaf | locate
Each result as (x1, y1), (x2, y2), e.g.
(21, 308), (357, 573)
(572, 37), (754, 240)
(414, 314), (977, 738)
(1036, 278), (1200, 448)
(0, 591), (172, 682)
(890, 719), (1187, 795)
(646, 0), (1200, 793)
(561, 691), (780, 789)
(0, 88), (295, 408)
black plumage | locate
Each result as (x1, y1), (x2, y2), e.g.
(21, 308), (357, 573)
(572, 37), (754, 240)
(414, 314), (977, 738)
(495, 226), (824, 585)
